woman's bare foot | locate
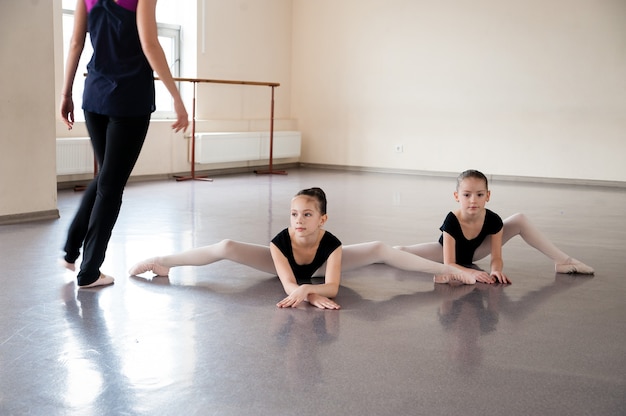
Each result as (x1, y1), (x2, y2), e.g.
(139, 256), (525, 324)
(59, 258), (76, 272)
(79, 273), (114, 288)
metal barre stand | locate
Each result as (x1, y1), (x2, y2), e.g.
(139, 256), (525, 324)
(164, 77), (285, 181)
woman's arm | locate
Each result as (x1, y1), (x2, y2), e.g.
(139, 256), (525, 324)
(60, 0), (88, 130)
(489, 231), (510, 283)
(136, 0), (188, 132)
(270, 243), (342, 309)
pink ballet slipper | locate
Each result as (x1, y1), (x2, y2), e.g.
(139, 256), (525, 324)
(434, 274), (476, 285)
(555, 259), (594, 275)
(79, 274), (114, 288)
(128, 257), (170, 276)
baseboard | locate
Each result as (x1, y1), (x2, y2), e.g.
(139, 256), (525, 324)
(0, 209), (60, 226)
(56, 162), (626, 190)
(298, 163), (626, 189)
(57, 163), (301, 190)
(172, 162), (300, 179)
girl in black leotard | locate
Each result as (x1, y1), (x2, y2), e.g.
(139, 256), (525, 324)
(396, 170), (594, 284)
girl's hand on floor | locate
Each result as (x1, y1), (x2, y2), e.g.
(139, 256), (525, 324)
(490, 271), (511, 284)
(308, 294), (341, 310)
(472, 269), (497, 284)
(277, 286), (310, 308)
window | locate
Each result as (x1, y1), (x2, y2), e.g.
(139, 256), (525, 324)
(153, 23), (181, 119)
(61, 1), (181, 120)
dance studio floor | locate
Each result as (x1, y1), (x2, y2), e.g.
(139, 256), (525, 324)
(1, 167), (625, 415)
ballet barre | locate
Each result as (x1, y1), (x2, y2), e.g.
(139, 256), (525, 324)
(160, 77), (284, 181)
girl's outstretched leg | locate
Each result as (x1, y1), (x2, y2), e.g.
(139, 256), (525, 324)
(394, 242), (474, 284)
(394, 242), (444, 263)
(501, 213), (594, 274)
(342, 242), (475, 284)
(128, 240), (277, 276)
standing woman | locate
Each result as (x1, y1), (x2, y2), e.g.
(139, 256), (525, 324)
(60, 0), (189, 288)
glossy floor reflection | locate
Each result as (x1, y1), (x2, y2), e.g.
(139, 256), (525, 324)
(1, 168), (625, 415)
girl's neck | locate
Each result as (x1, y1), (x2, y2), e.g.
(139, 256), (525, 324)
(291, 228), (323, 248)
(456, 208), (486, 223)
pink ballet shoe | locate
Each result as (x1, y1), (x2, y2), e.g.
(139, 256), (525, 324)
(79, 274), (114, 288)
(434, 274), (476, 285)
(555, 259), (594, 275)
(128, 257), (170, 276)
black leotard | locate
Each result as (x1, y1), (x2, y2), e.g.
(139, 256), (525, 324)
(271, 228), (342, 285)
(438, 209), (503, 266)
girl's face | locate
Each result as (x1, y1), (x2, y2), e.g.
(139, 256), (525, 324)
(454, 177), (490, 213)
(290, 196), (327, 237)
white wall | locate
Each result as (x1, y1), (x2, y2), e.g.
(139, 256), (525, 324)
(291, 0), (626, 183)
(195, 0), (293, 127)
(0, 1), (58, 222)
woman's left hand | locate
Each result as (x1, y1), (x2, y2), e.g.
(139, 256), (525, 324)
(171, 98), (189, 133)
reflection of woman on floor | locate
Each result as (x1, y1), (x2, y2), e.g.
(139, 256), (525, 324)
(130, 188), (476, 310)
(62, 284), (135, 410)
(396, 169), (594, 284)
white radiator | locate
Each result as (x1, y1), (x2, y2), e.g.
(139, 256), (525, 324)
(194, 131), (301, 164)
(56, 137), (94, 175)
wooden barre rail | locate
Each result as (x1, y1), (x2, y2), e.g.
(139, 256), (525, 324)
(161, 77), (284, 181)
(172, 77), (280, 87)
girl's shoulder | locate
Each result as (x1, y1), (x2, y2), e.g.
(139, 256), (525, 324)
(440, 211), (462, 233)
(271, 228), (290, 245)
(320, 230), (342, 248)
(484, 209), (504, 232)
(444, 211), (461, 225)
(484, 209), (503, 222)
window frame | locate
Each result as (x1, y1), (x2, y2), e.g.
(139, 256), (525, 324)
(153, 22), (182, 119)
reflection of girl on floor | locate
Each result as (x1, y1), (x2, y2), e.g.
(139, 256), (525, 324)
(437, 273), (591, 374)
(130, 188), (475, 310)
(396, 170), (594, 284)
(438, 284), (498, 374)
(272, 307), (339, 390)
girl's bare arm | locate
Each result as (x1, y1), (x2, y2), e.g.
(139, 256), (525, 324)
(489, 231), (510, 283)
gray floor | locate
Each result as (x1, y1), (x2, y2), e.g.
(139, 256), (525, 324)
(1, 168), (625, 416)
